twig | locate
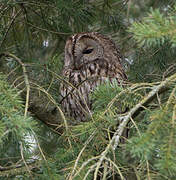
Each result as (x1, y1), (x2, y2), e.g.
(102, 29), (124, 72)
(72, 156), (100, 179)
(47, 69), (93, 119)
(113, 73), (176, 150)
(20, 142), (32, 177)
(27, 22), (70, 35)
(70, 73), (176, 179)
(68, 130), (96, 180)
(0, 159), (38, 172)
(0, 9), (22, 48)
(93, 73), (176, 179)
(0, 52), (30, 117)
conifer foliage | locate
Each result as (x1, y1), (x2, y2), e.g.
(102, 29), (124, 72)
(0, 0), (176, 179)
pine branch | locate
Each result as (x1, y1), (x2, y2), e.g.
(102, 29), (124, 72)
(0, 159), (38, 172)
(112, 73), (175, 150)
(0, 52), (64, 133)
(0, 52), (30, 117)
(129, 8), (176, 47)
(0, 159), (40, 177)
(87, 73), (176, 179)
(0, 8), (22, 48)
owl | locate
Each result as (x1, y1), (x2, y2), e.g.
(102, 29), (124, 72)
(60, 32), (127, 122)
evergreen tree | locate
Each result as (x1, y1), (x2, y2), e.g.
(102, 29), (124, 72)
(0, 0), (176, 179)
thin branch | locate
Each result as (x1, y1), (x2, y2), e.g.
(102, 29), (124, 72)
(0, 159), (38, 172)
(92, 73), (176, 179)
(68, 130), (96, 180)
(20, 142), (32, 177)
(27, 22), (71, 35)
(113, 73), (176, 150)
(0, 52), (30, 117)
(71, 156), (100, 179)
(0, 8), (22, 48)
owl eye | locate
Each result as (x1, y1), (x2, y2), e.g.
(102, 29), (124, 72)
(82, 48), (94, 54)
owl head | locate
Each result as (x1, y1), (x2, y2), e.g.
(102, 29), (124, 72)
(64, 32), (121, 70)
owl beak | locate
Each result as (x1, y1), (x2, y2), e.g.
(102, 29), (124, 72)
(74, 54), (83, 70)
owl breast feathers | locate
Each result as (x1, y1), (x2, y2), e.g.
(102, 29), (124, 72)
(60, 32), (127, 122)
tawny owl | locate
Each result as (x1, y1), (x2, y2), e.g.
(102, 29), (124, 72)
(60, 32), (127, 122)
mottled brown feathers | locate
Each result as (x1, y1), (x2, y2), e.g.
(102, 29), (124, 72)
(60, 32), (127, 122)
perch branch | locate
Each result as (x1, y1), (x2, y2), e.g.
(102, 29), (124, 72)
(72, 73), (176, 180)
(93, 73), (176, 179)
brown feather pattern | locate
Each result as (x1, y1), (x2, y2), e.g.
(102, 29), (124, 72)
(60, 32), (127, 122)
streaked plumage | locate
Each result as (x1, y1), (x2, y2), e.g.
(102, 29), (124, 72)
(60, 32), (127, 122)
